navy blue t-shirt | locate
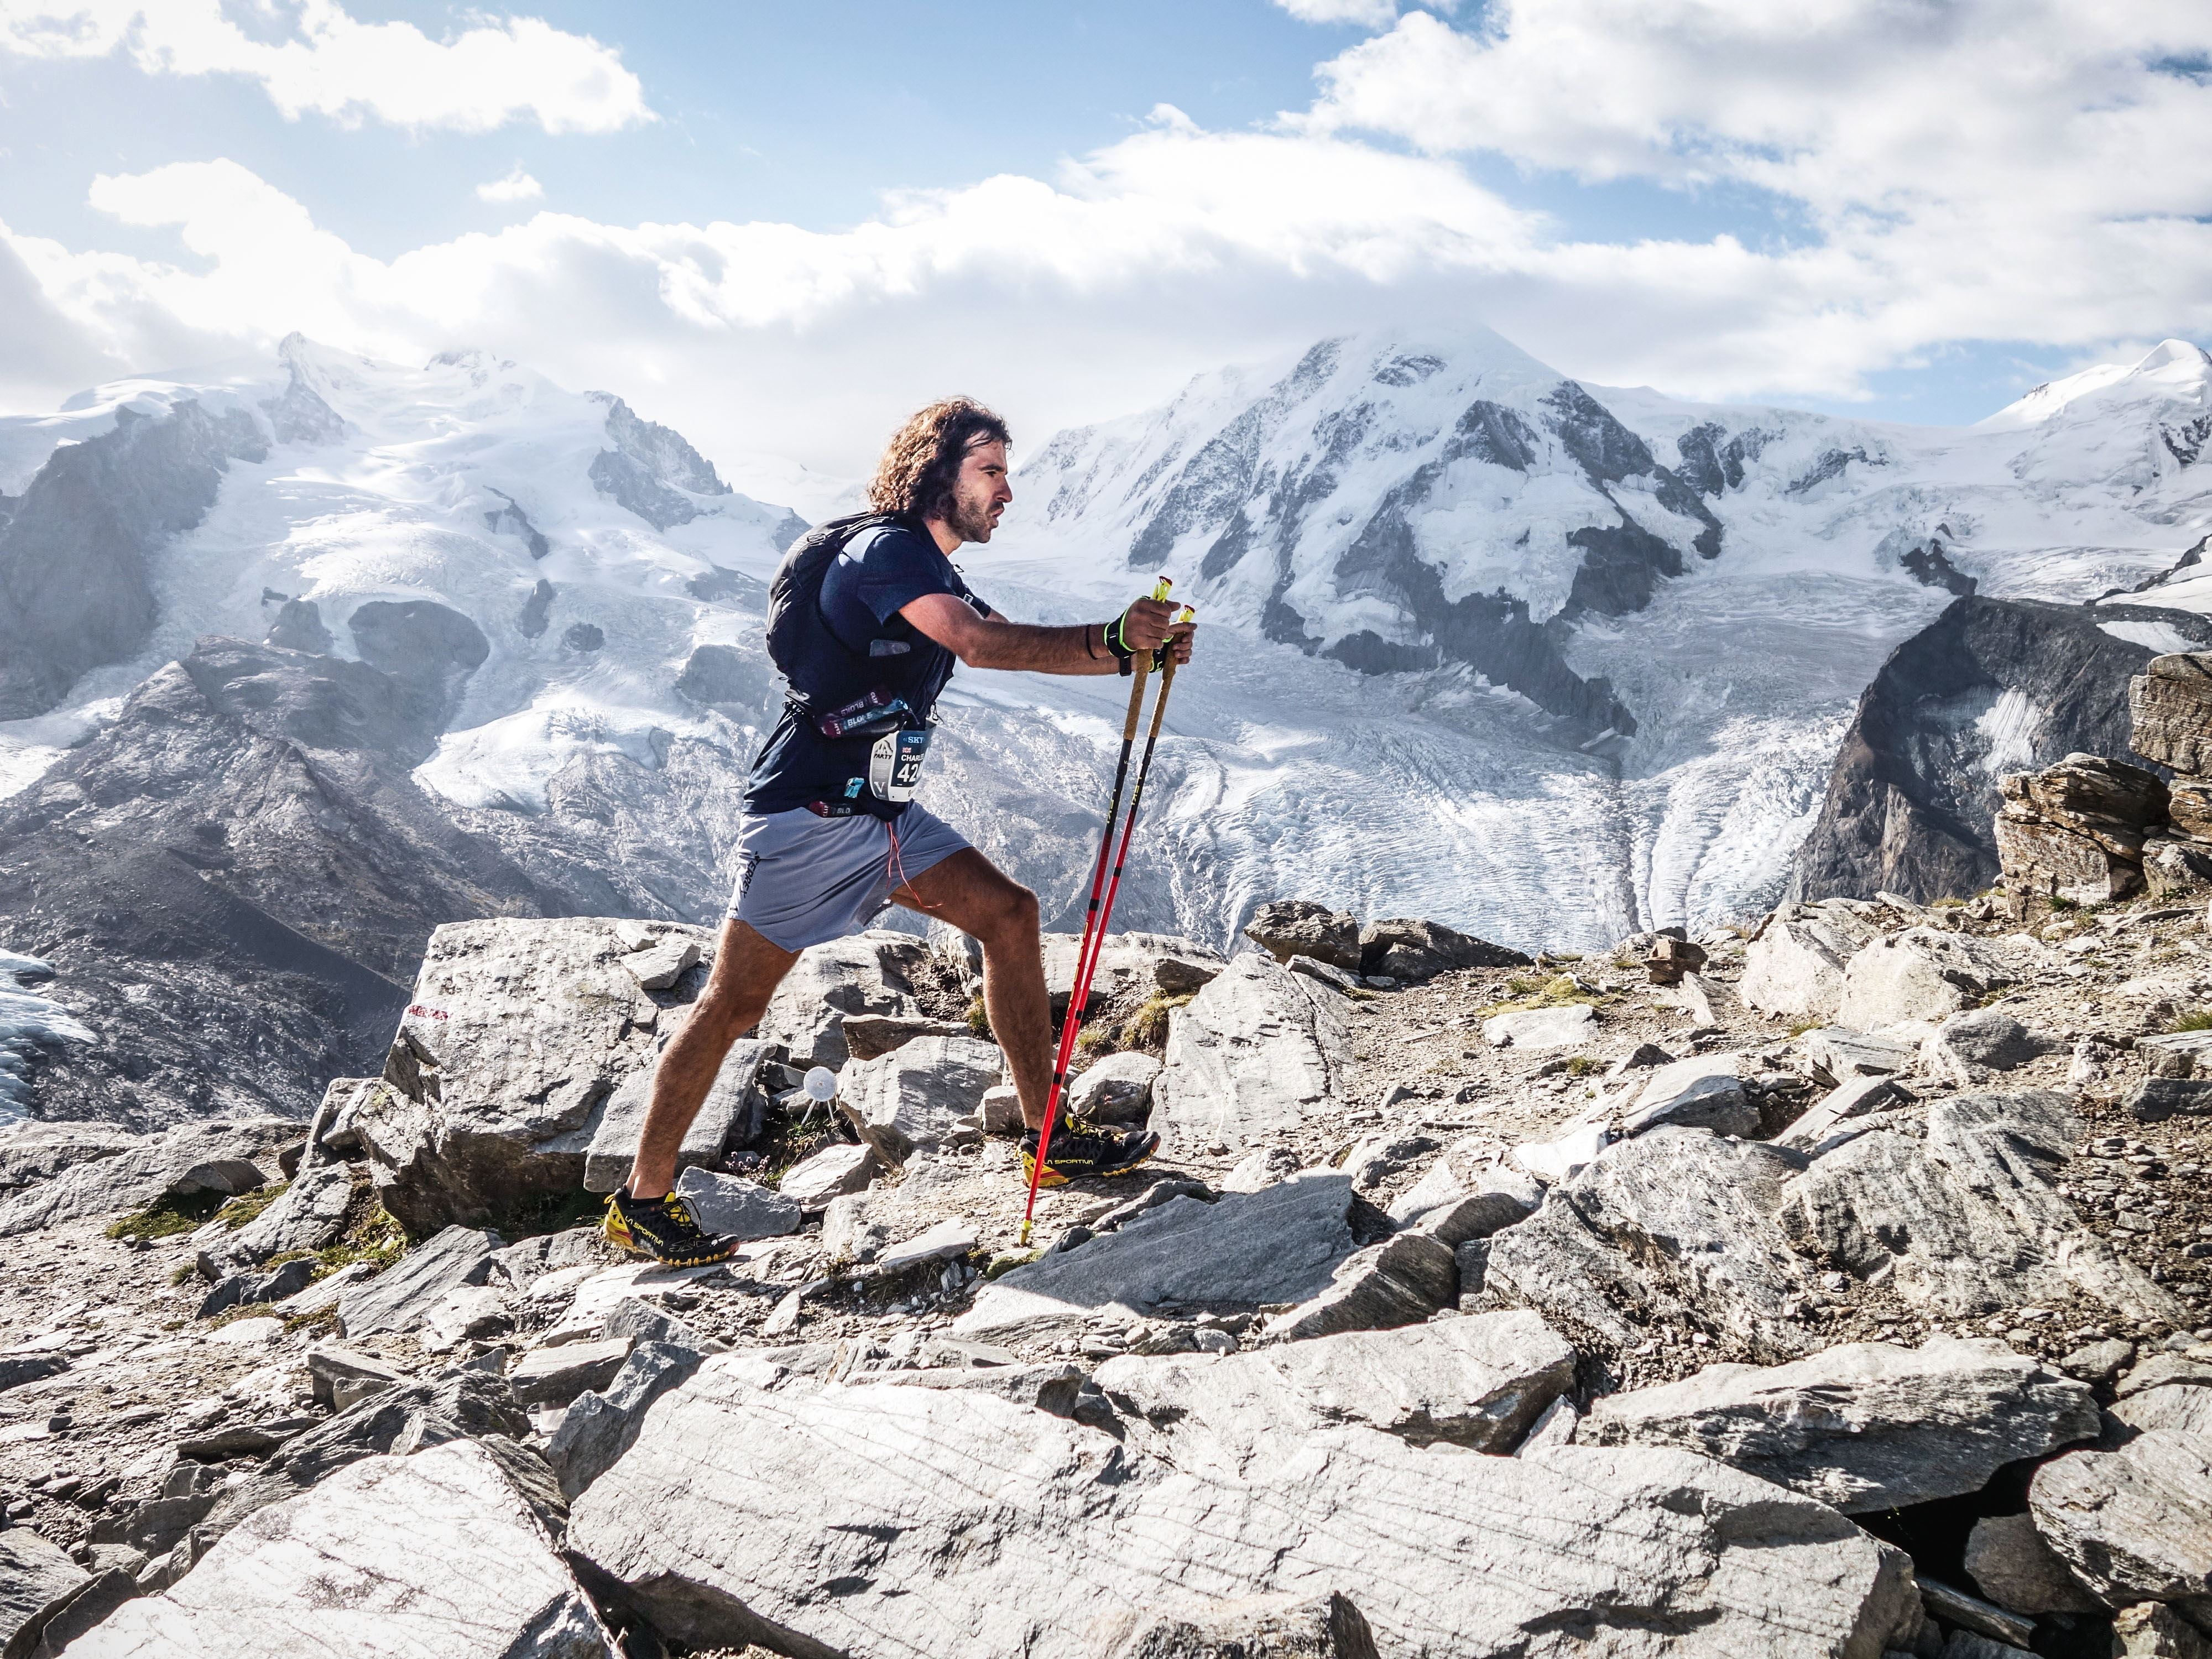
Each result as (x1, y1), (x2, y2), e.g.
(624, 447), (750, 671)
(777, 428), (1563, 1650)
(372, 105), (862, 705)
(744, 518), (992, 817)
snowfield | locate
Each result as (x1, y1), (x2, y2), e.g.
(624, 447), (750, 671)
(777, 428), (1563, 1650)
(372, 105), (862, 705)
(1, 328), (2209, 959)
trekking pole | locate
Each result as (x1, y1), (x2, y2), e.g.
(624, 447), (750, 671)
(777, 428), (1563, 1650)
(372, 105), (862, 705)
(1019, 583), (1170, 1246)
(1078, 605), (1192, 1010)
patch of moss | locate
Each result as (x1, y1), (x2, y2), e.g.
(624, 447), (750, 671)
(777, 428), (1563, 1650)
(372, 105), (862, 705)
(213, 1183), (289, 1232)
(104, 1187), (229, 1241)
(1474, 973), (1602, 1022)
(203, 1300), (280, 1329)
(1563, 1055), (1598, 1077)
(1119, 991), (1196, 1051)
(312, 1204), (405, 1279)
(283, 1303), (340, 1338)
(1073, 1023), (1118, 1058)
(1343, 985), (1380, 1003)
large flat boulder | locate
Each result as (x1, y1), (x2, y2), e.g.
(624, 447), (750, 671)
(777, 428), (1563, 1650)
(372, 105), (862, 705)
(1044, 930), (1227, 1013)
(759, 930), (935, 1069)
(71, 1440), (617, 1657)
(581, 1038), (768, 1194)
(1243, 900), (1361, 973)
(2030, 1428), (2212, 1618)
(0, 1118), (291, 1237)
(838, 1034), (1003, 1165)
(1621, 1053), (1757, 1137)
(335, 1224), (500, 1340)
(1150, 956), (1350, 1155)
(1740, 904), (1881, 1021)
(1481, 1003), (1597, 1051)
(1778, 1090), (2185, 1324)
(1580, 1337), (2100, 1513)
(0, 1119), (139, 1191)
(567, 1360), (1924, 1658)
(1092, 1312), (1575, 1477)
(220, 1156), (354, 1267)
(1357, 917), (1531, 980)
(1, 1525), (91, 1658)
(1834, 927), (2017, 1031)
(2131, 651), (2212, 774)
(954, 1173), (1359, 1343)
(358, 917), (719, 1233)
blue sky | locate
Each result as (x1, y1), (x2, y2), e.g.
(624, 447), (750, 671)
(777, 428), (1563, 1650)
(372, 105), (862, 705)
(1, 1), (2205, 476)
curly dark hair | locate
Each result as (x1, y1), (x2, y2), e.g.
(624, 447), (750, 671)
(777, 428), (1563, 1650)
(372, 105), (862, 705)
(867, 397), (1010, 521)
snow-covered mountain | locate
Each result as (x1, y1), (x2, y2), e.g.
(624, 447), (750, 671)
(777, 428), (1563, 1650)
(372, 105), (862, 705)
(2, 326), (2211, 1127)
(995, 327), (2212, 941)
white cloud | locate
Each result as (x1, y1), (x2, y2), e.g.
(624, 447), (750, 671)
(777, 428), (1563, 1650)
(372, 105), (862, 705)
(477, 166), (544, 205)
(3, 6), (2212, 476)
(0, 0), (650, 132)
(1272, 0), (1400, 26)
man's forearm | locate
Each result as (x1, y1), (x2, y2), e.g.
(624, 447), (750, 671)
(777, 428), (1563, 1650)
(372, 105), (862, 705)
(959, 618), (1121, 675)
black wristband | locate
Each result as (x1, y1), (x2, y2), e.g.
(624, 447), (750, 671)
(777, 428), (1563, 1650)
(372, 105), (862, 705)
(1102, 616), (1135, 675)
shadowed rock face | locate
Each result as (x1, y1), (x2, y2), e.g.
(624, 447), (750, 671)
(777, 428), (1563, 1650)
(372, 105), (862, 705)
(0, 401), (267, 719)
(1791, 596), (2212, 902)
(0, 638), (567, 1129)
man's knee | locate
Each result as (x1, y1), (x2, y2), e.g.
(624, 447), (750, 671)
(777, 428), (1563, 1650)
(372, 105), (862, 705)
(980, 881), (1040, 951)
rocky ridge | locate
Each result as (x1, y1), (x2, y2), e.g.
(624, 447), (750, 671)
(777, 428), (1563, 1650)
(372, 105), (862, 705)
(4, 798), (2212, 1651)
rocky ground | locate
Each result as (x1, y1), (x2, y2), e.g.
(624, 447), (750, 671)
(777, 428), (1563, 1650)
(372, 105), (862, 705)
(3, 856), (2212, 1653)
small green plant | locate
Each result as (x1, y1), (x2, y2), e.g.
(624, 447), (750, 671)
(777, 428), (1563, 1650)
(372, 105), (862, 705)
(105, 1187), (229, 1241)
(1786, 1019), (1822, 1039)
(1343, 985), (1380, 1002)
(1931, 896), (1966, 909)
(313, 1205), (405, 1277)
(1563, 1055), (1598, 1077)
(213, 1183), (289, 1232)
(2170, 1009), (2212, 1034)
(2048, 894), (2080, 911)
(166, 1263), (196, 1287)
(204, 1300), (279, 1329)
(1074, 1023), (1118, 1057)
(964, 995), (993, 1040)
(283, 1303), (341, 1338)
(1119, 991), (1196, 1050)
(1501, 974), (1543, 998)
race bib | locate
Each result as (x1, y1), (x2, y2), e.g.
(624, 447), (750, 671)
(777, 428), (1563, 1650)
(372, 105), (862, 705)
(868, 728), (931, 802)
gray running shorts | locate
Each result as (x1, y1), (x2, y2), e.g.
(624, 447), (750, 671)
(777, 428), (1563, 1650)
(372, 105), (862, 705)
(727, 803), (971, 952)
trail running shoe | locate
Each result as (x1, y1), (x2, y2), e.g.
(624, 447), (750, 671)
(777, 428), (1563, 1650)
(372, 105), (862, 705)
(602, 1191), (736, 1266)
(1021, 1125), (1160, 1188)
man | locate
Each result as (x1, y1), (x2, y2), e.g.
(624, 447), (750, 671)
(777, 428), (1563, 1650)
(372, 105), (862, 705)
(605, 397), (1194, 1265)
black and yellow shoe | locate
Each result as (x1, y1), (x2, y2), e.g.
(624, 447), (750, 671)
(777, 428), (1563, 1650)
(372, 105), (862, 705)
(602, 1191), (737, 1266)
(1021, 1125), (1160, 1188)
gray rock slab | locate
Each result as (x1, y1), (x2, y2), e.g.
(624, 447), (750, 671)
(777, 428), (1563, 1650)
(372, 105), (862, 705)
(1920, 1008), (2059, 1086)
(2116, 1384), (2212, 1441)
(1835, 927), (2017, 1031)
(840, 1013), (973, 1061)
(1579, 1336), (2100, 1513)
(546, 1339), (707, 1500)
(625, 939), (698, 992)
(2118, 1352), (2212, 1399)
(1483, 1129), (1819, 1364)
(221, 1156), (353, 1266)
(875, 1220), (976, 1275)
(69, 1440), (617, 1658)
(1151, 956), (1350, 1154)
(2127, 1077), (2212, 1121)
(1387, 1165), (1540, 1245)
(0, 1119), (139, 1192)
(2058, 1338), (2138, 1385)
(777, 1141), (879, 1209)
(512, 1337), (633, 1408)
(1070, 1051), (1162, 1124)
(2030, 1427), (2212, 1611)
(567, 1361), (1923, 1659)
(304, 1343), (404, 1410)
(1093, 1311), (1575, 1478)
(1357, 916), (1529, 980)
(1804, 1026), (1917, 1081)
(1621, 1053), (1757, 1137)
(1480, 1001), (1597, 1051)
(954, 1174), (1358, 1342)
(1, 1525), (91, 1659)
(760, 930), (935, 1069)
(1963, 1512), (2101, 1616)
(0, 1118), (290, 1237)
(1921, 1577), (2036, 1648)
(1777, 1074), (1908, 1152)
(1263, 1231), (1457, 1343)
(335, 1224), (499, 1339)
(1780, 1091), (2186, 1325)
(1740, 906), (1880, 1021)
(838, 1034), (1003, 1165)
(1044, 931), (1228, 1013)
(488, 1226), (602, 1294)
(673, 1166), (800, 1240)
(582, 1039), (768, 1193)
(1106, 1592), (1378, 1659)
(359, 917), (716, 1233)
(874, 1362), (1086, 1417)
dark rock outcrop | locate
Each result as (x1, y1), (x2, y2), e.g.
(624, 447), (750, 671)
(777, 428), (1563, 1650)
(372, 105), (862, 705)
(347, 599), (489, 728)
(0, 638), (568, 1128)
(1791, 597), (2212, 903)
(675, 642), (773, 709)
(586, 392), (730, 531)
(265, 597), (334, 654)
(0, 400), (267, 718)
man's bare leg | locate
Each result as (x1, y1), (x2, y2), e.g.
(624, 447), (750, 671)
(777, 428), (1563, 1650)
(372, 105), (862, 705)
(625, 919), (799, 1201)
(893, 848), (1052, 1128)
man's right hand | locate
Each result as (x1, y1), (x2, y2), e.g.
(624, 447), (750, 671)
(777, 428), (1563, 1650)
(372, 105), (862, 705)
(1117, 596), (1194, 659)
